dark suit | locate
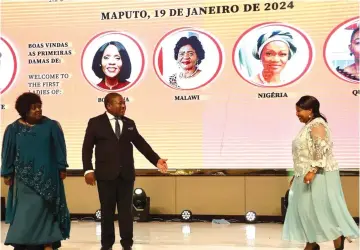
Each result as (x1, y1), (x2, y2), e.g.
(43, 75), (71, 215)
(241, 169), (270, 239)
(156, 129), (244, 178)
(82, 112), (160, 248)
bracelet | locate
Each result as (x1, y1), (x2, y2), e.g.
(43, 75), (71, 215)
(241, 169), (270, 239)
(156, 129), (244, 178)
(309, 168), (318, 173)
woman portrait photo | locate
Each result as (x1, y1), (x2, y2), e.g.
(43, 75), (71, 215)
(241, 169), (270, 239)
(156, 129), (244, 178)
(233, 23), (313, 87)
(81, 31), (145, 92)
(1, 92), (70, 250)
(168, 36), (205, 89)
(92, 41), (132, 91)
(324, 18), (359, 83)
(154, 28), (223, 90)
(0, 36), (18, 94)
(337, 25), (360, 81)
(251, 30), (297, 85)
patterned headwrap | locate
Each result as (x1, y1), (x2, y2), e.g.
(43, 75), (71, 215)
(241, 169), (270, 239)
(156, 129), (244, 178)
(252, 30), (297, 60)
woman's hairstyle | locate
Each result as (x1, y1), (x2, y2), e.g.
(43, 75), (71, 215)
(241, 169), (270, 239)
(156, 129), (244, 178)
(253, 30), (297, 60)
(174, 36), (205, 65)
(296, 95), (327, 122)
(15, 92), (42, 119)
(92, 41), (132, 82)
(350, 27), (359, 42)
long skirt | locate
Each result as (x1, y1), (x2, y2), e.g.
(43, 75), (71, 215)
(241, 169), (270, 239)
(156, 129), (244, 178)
(282, 170), (359, 243)
(4, 179), (63, 249)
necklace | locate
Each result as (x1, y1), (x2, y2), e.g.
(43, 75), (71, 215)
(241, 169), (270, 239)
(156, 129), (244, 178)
(306, 117), (314, 125)
(19, 119), (35, 129)
(179, 67), (199, 79)
(105, 80), (119, 89)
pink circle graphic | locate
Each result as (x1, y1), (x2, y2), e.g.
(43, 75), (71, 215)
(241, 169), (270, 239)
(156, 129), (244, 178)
(0, 37), (18, 95)
(153, 27), (224, 90)
(81, 31), (146, 92)
(323, 16), (359, 84)
(232, 22), (314, 88)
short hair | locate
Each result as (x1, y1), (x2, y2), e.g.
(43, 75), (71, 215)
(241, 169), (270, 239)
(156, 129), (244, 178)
(174, 36), (205, 65)
(15, 92), (42, 119)
(104, 93), (121, 109)
(92, 41), (132, 82)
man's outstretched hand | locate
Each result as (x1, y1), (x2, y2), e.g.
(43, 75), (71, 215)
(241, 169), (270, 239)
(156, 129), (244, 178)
(157, 159), (168, 173)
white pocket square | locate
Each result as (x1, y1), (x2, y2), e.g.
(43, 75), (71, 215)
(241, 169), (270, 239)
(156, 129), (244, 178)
(128, 127), (134, 130)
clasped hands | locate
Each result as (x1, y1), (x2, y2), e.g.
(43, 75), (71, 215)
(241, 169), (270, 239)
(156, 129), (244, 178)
(303, 171), (316, 184)
(289, 168), (318, 187)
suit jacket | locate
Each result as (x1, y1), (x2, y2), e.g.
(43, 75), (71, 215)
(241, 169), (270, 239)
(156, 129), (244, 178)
(82, 113), (160, 181)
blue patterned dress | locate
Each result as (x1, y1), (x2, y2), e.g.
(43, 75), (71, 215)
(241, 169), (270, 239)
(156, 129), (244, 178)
(1, 117), (70, 249)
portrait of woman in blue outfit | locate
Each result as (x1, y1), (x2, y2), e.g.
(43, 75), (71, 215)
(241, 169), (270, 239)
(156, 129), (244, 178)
(1, 92), (70, 250)
(282, 95), (359, 250)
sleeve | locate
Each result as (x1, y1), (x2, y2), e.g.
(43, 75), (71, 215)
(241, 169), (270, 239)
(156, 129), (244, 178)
(82, 119), (96, 173)
(131, 122), (160, 167)
(51, 121), (69, 171)
(308, 123), (330, 169)
(1, 125), (16, 177)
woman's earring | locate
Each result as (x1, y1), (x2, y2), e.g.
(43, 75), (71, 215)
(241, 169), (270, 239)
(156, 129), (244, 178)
(350, 52), (353, 56)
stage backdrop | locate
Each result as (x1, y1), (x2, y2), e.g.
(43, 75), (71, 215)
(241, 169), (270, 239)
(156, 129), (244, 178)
(0, 0), (359, 170)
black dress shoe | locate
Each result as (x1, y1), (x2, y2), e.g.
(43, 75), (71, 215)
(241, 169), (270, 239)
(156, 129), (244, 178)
(14, 247), (26, 250)
(13, 245), (27, 250)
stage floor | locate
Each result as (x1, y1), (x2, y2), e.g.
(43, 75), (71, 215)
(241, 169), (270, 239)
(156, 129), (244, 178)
(1, 221), (359, 249)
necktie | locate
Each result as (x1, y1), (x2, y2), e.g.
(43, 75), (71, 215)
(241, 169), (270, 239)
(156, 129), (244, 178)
(115, 117), (121, 139)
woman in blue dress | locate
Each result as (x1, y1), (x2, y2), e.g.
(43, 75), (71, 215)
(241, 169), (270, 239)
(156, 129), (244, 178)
(1, 93), (70, 250)
(282, 95), (359, 250)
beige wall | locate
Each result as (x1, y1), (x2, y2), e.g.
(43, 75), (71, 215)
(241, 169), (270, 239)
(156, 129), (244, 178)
(1, 176), (359, 217)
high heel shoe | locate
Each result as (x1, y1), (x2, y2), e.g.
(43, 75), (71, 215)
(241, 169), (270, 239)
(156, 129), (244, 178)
(335, 235), (345, 250)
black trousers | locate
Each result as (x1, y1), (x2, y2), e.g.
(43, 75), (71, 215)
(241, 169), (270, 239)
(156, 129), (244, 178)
(97, 175), (134, 248)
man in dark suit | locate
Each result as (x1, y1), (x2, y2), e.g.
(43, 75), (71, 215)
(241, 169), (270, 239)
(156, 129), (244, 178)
(82, 93), (168, 250)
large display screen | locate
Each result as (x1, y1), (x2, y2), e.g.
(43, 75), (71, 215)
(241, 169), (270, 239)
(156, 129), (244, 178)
(0, 0), (359, 170)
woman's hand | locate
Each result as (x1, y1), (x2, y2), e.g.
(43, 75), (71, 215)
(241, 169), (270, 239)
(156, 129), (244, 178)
(4, 177), (13, 186)
(289, 176), (295, 188)
(303, 172), (316, 184)
(60, 171), (67, 180)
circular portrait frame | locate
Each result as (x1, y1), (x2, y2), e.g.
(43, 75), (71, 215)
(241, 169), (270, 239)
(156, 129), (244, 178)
(323, 16), (359, 84)
(232, 22), (314, 88)
(0, 36), (18, 95)
(81, 31), (146, 93)
(153, 27), (224, 91)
